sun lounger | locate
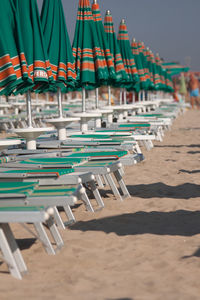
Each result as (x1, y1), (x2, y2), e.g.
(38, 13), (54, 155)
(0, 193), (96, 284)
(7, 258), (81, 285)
(0, 205), (63, 279)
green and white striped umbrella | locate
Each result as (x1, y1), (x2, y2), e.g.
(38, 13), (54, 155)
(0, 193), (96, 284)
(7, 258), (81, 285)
(0, 0), (33, 95)
(41, 0), (76, 93)
(72, 0), (111, 90)
(117, 19), (139, 90)
(91, 1), (116, 86)
(104, 10), (128, 86)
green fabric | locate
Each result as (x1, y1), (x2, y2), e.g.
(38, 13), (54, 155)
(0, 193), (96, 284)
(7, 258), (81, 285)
(0, 206), (45, 212)
(104, 12), (128, 86)
(117, 20), (139, 90)
(91, 3), (116, 85)
(0, 0), (33, 95)
(4, 168), (75, 176)
(32, 186), (76, 197)
(0, 182), (38, 194)
(131, 40), (146, 91)
(67, 150), (128, 158)
(119, 123), (150, 128)
(13, 0), (54, 94)
(77, 160), (117, 168)
(41, 0), (76, 93)
(70, 134), (111, 139)
(18, 157), (87, 165)
(72, 0), (111, 89)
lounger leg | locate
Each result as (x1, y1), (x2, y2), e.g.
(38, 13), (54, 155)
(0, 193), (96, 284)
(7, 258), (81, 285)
(95, 175), (104, 188)
(53, 207), (66, 230)
(33, 222), (55, 255)
(104, 173), (123, 201)
(113, 170), (130, 199)
(63, 205), (76, 225)
(78, 188), (94, 212)
(46, 217), (64, 251)
(102, 175), (109, 186)
(88, 180), (105, 208)
(0, 224), (27, 279)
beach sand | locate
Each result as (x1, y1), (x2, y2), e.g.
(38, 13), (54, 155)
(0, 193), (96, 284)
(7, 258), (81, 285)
(0, 109), (200, 300)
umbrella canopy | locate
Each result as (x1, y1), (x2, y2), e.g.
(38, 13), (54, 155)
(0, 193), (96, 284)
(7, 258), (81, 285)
(137, 41), (151, 90)
(104, 10), (128, 86)
(117, 19), (139, 90)
(13, 0), (53, 94)
(131, 38), (146, 92)
(41, 0), (76, 93)
(91, 1), (116, 86)
(162, 62), (190, 76)
(72, 0), (111, 90)
(0, 0), (33, 95)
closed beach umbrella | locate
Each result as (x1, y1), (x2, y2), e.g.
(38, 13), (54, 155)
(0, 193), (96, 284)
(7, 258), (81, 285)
(137, 41), (151, 90)
(41, 0), (77, 118)
(14, 0), (53, 95)
(117, 19), (139, 93)
(72, 0), (111, 94)
(131, 38), (146, 92)
(0, 0), (33, 96)
(13, 0), (54, 150)
(104, 10), (128, 85)
(91, 0), (116, 86)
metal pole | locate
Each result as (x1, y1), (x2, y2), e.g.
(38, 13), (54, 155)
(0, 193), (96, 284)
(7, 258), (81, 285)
(46, 92), (49, 102)
(108, 85), (111, 106)
(26, 90), (33, 128)
(132, 92), (135, 103)
(82, 87), (86, 112)
(57, 87), (63, 118)
(95, 88), (99, 109)
(123, 89), (127, 105)
(120, 88), (123, 105)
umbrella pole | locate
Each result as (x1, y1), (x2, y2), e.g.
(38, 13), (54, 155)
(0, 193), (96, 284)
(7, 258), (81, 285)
(82, 87), (86, 112)
(57, 87), (63, 118)
(95, 88), (99, 109)
(123, 89), (127, 105)
(132, 92), (135, 103)
(119, 88), (123, 105)
(26, 90), (33, 128)
(108, 85), (111, 106)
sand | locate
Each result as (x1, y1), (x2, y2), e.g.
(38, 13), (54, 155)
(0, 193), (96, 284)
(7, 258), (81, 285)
(0, 109), (200, 300)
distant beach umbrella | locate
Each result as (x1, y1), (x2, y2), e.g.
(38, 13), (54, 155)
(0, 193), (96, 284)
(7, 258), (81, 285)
(162, 62), (190, 77)
(72, 0), (111, 92)
(131, 38), (146, 92)
(91, 0), (116, 86)
(104, 10), (128, 85)
(137, 41), (151, 90)
(117, 19), (139, 91)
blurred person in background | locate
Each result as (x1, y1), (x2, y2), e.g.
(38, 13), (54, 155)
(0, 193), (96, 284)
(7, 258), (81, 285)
(188, 73), (200, 109)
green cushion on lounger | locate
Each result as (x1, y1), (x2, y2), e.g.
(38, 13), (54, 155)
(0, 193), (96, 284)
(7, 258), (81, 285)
(18, 157), (87, 165)
(32, 185), (77, 197)
(0, 182), (38, 194)
(0, 206), (45, 212)
(67, 150), (128, 158)
(70, 134), (111, 139)
(118, 123), (151, 128)
(4, 168), (75, 176)
(138, 114), (163, 117)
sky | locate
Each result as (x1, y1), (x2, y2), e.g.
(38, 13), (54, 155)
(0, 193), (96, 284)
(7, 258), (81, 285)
(37, 0), (200, 71)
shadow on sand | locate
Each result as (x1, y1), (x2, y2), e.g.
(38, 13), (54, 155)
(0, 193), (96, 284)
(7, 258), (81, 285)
(127, 183), (200, 199)
(155, 144), (200, 148)
(179, 169), (200, 174)
(70, 210), (200, 237)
